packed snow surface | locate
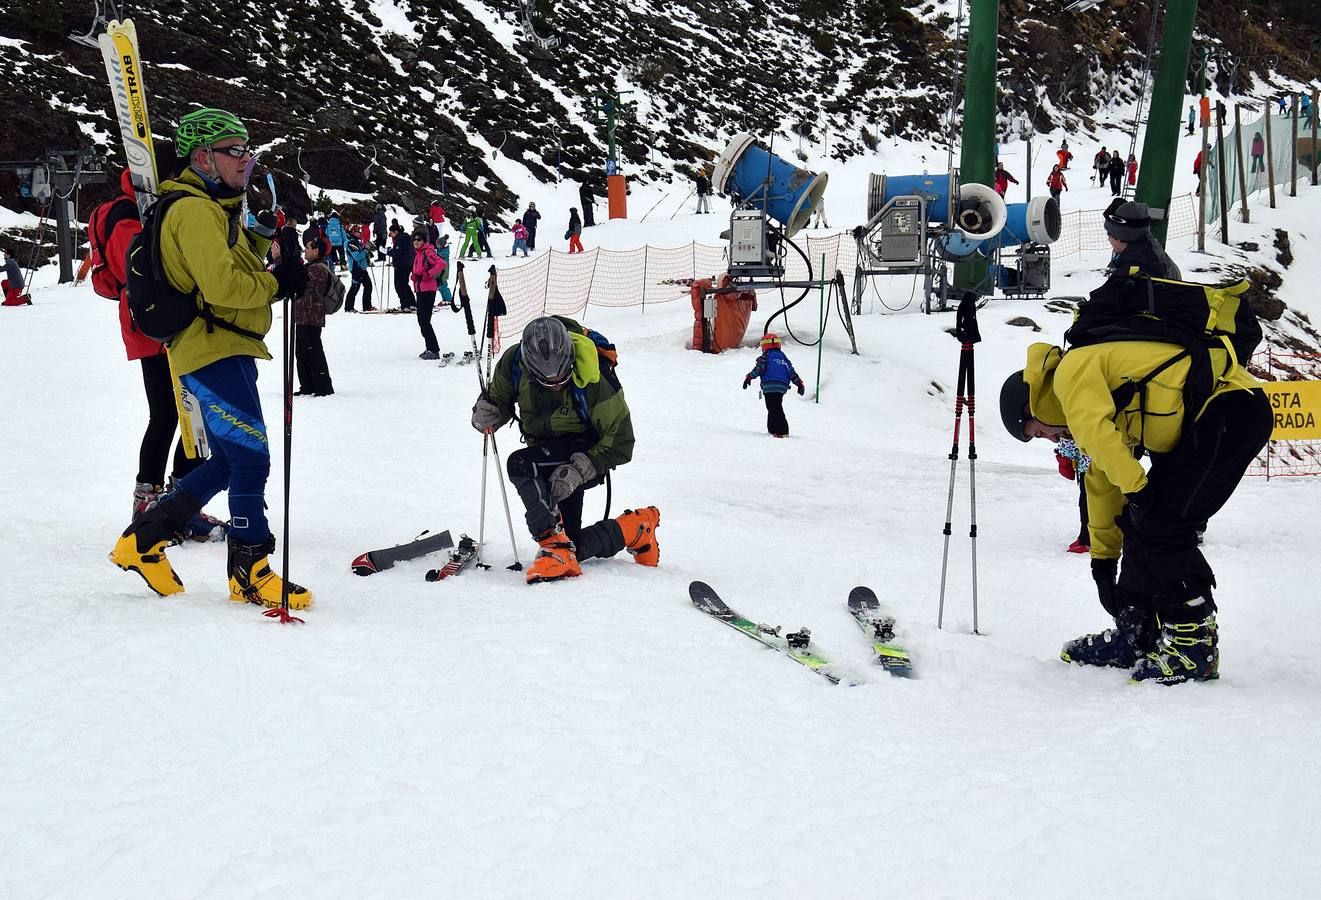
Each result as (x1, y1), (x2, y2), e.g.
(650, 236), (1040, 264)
(4, 123), (1321, 897)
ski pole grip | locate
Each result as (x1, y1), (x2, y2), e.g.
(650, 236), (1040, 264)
(461, 295), (476, 336)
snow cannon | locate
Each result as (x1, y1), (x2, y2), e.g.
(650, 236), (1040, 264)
(867, 173), (1007, 260)
(978, 196), (1061, 254)
(713, 132), (827, 239)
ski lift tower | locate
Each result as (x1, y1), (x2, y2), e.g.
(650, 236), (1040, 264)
(593, 89), (635, 219)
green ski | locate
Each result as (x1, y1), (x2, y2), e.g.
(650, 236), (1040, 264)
(689, 580), (855, 685)
(847, 586), (914, 677)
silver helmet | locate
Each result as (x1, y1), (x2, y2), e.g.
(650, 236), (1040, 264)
(521, 316), (573, 388)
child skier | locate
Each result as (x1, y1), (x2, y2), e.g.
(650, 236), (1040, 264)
(511, 221), (529, 256)
(742, 333), (805, 438)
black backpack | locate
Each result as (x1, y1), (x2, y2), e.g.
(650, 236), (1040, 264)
(125, 191), (265, 344)
(1065, 273), (1262, 442)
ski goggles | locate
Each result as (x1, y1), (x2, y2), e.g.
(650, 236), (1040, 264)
(535, 369), (573, 391)
(210, 144), (254, 159)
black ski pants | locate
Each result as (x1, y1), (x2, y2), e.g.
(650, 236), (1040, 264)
(506, 438), (624, 562)
(1109, 171), (1122, 195)
(394, 268), (415, 310)
(138, 353), (201, 486)
(763, 391), (789, 436)
(416, 291), (440, 354)
(294, 324), (334, 395)
(346, 273), (373, 311)
(1117, 389), (1272, 622)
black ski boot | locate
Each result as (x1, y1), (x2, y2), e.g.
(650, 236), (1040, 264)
(1131, 615), (1219, 685)
(1060, 606), (1158, 669)
(109, 490), (202, 596)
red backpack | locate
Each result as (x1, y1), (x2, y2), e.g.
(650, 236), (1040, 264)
(87, 196), (139, 299)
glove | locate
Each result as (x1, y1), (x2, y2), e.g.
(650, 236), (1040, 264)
(797, 383), (806, 396)
(742, 377), (752, 390)
(272, 261), (307, 299)
(1122, 482), (1154, 534)
(470, 395), (506, 434)
(549, 452), (596, 501)
(1091, 557), (1121, 618)
(1056, 453), (1076, 481)
(250, 209), (277, 239)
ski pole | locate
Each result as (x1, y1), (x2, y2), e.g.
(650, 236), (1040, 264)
(267, 225), (305, 624)
(481, 266), (522, 572)
(458, 263), (493, 568)
(937, 291), (982, 633)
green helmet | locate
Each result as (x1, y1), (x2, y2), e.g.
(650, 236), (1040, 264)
(175, 108), (249, 157)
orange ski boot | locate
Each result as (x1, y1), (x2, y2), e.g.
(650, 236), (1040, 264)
(614, 506), (661, 566)
(526, 521), (582, 584)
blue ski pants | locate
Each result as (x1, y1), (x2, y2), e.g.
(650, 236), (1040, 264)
(175, 356), (272, 542)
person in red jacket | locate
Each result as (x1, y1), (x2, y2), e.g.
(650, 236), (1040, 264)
(993, 161), (1019, 197)
(429, 199), (446, 228)
(1045, 164), (1068, 204)
(88, 168), (225, 539)
(1126, 153), (1138, 186)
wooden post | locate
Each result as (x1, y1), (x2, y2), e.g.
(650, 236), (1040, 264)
(1291, 94), (1299, 198)
(1197, 116), (1209, 251)
(1215, 117), (1230, 244)
(1234, 105), (1249, 224)
(1265, 100), (1277, 209)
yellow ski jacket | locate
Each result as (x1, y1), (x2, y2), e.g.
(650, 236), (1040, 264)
(1022, 341), (1258, 559)
(158, 168), (278, 376)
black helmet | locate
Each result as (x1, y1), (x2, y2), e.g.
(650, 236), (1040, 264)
(999, 370), (1032, 442)
(521, 317), (573, 388)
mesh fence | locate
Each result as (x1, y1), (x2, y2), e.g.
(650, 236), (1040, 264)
(1247, 350), (1321, 479)
(492, 194), (1203, 337)
(1205, 101), (1318, 221)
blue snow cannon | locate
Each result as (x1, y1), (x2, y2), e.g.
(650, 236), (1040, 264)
(977, 196), (1061, 254)
(869, 172), (1007, 260)
(712, 132), (828, 238)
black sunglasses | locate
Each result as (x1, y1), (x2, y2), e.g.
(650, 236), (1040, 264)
(211, 145), (253, 159)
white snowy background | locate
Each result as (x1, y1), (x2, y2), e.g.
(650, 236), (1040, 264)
(3, 96), (1321, 896)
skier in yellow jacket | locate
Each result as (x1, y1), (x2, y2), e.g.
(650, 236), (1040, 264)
(110, 108), (313, 610)
(999, 339), (1270, 684)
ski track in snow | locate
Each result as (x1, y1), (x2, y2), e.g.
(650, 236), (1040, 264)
(3, 128), (1321, 896)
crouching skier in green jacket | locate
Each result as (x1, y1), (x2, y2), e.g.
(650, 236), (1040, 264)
(110, 108), (313, 609)
(470, 316), (661, 584)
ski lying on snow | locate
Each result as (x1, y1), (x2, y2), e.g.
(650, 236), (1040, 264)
(689, 581), (856, 685)
(847, 586), (914, 677)
(425, 534), (480, 581)
(351, 530), (454, 576)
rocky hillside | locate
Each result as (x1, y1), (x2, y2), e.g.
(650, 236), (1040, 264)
(1, 0), (1317, 228)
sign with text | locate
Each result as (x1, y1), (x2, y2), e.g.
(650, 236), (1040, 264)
(1265, 381), (1321, 440)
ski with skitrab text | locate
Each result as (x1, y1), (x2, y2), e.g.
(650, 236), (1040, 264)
(847, 586), (914, 677)
(98, 18), (210, 460)
(689, 581), (859, 685)
(425, 534), (481, 581)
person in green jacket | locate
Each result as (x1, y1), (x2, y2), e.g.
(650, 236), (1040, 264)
(110, 108), (313, 610)
(470, 316), (660, 584)
(459, 215), (482, 259)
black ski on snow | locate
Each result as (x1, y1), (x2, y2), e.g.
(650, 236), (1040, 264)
(351, 530), (454, 576)
(425, 534), (480, 581)
(689, 581), (856, 684)
(847, 586), (914, 677)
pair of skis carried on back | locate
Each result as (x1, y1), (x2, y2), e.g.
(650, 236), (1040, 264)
(689, 582), (913, 683)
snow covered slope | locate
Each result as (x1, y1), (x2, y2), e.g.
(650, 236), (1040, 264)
(3, 127), (1321, 895)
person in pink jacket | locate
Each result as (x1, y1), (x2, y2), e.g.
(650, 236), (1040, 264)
(511, 221), (529, 256)
(409, 229), (447, 359)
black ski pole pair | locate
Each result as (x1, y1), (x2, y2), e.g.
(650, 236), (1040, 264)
(937, 290), (982, 634)
(456, 262), (523, 572)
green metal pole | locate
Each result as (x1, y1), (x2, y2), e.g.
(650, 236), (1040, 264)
(953, 0), (999, 293)
(1134, 0), (1199, 245)
(815, 255), (825, 403)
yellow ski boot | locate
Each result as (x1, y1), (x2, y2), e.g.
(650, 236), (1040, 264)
(227, 536), (313, 610)
(108, 490), (201, 596)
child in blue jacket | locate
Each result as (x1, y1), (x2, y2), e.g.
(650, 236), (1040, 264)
(742, 333), (805, 437)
